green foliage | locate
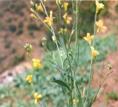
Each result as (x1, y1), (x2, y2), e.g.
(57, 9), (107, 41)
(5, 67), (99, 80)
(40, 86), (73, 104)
(13, 55), (25, 65)
(94, 35), (117, 61)
(45, 35), (117, 67)
(0, 85), (36, 107)
(107, 91), (118, 101)
(9, 35), (116, 107)
(0, 35), (117, 107)
(79, 1), (95, 36)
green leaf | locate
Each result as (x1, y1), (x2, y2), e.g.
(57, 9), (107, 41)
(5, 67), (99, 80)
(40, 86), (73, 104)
(53, 78), (71, 91)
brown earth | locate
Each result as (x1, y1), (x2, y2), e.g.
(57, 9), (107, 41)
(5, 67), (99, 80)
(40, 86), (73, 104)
(93, 52), (118, 107)
(0, 0), (44, 73)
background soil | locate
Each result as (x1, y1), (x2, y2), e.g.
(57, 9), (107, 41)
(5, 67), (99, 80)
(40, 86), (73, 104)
(0, 0), (44, 73)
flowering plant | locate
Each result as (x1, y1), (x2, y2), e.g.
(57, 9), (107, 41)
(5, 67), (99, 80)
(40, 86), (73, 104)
(24, 0), (112, 107)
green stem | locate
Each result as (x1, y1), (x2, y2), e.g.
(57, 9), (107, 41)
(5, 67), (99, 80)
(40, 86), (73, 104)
(73, 1), (79, 107)
(89, 9), (97, 87)
(84, 5), (97, 107)
(40, 0), (63, 68)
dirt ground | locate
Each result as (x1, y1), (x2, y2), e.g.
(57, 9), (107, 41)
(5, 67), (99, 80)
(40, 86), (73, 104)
(93, 52), (118, 107)
(0, 0), (44, 73)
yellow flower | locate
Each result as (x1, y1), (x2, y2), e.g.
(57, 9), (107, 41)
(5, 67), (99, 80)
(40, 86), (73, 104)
(30, 13), (37, 19)
(58, 28), (67, 34)
(35, 3), (44, 12)
(96, 0), (104, 13)
(33, 92), (42, 104)
(96, 20), (106, 33)
(63, 2), (69, 11)
(73, 99), (79, 105)
(83, 33), (94, 44)
(25, 75), (32, 84)
(24, 43), (33, 53)
(44, 11), (54, 26)
(63, 13), (72, 24)
(91, 47), (99, 58)
(32, 58), (42, 69)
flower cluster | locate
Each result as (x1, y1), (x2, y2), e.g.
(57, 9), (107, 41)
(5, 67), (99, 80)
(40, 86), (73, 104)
(83, 33), (94, 45)
(91, 46), (99, 58)
(96, 0), (106, 33)
(84, 0), (106, 58)
(33, 92), (42, 104)
(24, 43), (33, 54)
(73, 99), (79, 105)
(25, 74), (32, 84)
(96, 0), (104, 13)
(96, 19), (107, 33)
(58, 28), (67, 34)
(24, 43), (43, 104)
(30, 0), (72, 27)
(24, 0), (107, 106)
(43, 11), (54, 27)
(32, 58), (42, 69)
(84, 33), (99, 58)
(63, 13), (72, 24)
